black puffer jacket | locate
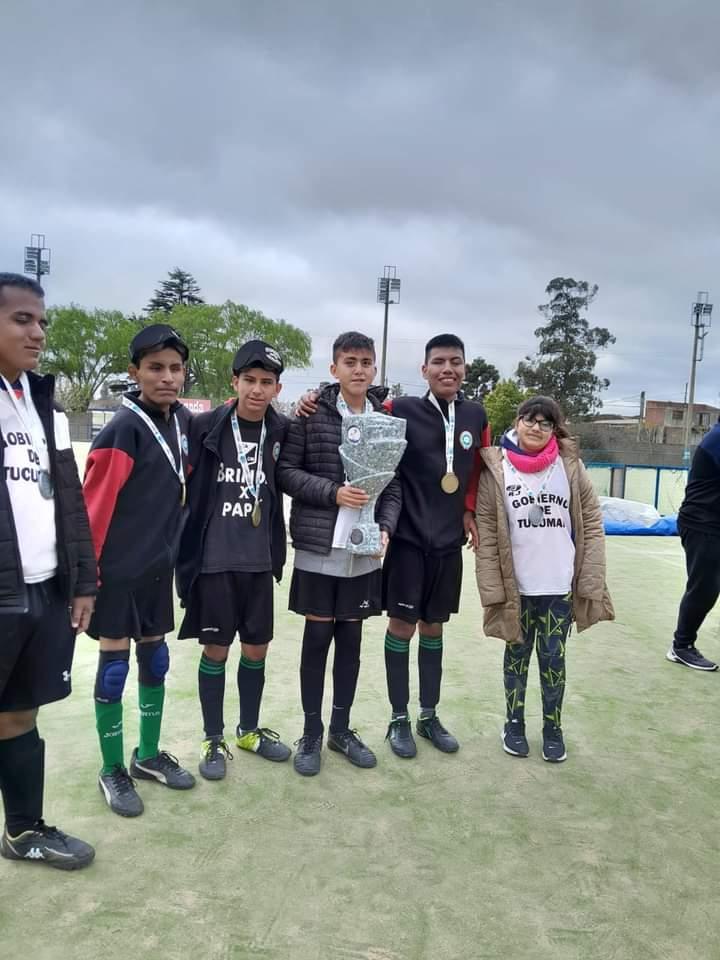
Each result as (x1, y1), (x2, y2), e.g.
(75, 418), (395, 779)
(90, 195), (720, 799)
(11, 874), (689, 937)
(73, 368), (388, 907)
(0, 371), (97, 614)
(276, 384), (402, 555)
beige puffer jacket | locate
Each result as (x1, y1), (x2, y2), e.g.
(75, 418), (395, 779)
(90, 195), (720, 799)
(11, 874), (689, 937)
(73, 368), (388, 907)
(475, 439), (614, 643)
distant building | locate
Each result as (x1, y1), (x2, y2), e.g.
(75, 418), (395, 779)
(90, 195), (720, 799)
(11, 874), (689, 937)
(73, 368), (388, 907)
(644, 400), (719, 444)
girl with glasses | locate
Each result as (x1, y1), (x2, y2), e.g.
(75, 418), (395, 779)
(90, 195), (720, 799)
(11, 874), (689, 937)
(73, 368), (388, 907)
(473, 396), (614, 762)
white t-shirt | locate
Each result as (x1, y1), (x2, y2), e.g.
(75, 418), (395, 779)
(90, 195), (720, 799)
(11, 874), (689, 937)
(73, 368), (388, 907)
(0, 377), (61, 583)
(502, 453), (575, 596)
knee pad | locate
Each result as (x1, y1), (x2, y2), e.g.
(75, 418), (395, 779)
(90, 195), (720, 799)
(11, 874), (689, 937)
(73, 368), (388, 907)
(136, 640), (169, 687)
(94, 650), (130, 703)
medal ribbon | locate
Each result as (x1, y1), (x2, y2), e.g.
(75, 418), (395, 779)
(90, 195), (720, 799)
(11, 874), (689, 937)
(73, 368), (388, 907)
(122, 397), (185, 499)
(230, 412), (266, 509)
(428, 392), (456, 478)
(0, 372), (50, 473)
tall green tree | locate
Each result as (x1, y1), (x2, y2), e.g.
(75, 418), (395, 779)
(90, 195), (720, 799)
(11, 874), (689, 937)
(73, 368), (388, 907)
(146, 267), (204, 315)
(462, 356), (500, 401)
(484, 379), (528, 438)
(516, 277), (615, 420)
(42, 305), (139, 412)
(160, 301), (312, 402)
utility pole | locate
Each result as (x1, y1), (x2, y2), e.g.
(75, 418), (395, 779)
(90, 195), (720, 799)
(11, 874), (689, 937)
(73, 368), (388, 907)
(376, 266), (401, 387)
(683, 292), (713, 462)
(636, 390), (646, 442)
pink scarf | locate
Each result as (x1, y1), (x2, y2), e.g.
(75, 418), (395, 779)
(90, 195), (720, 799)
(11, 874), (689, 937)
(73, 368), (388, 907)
(502, 432), (559, 474)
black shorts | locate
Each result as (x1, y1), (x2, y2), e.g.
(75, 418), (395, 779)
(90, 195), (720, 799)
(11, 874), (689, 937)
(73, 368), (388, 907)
(289, 568), (382, 620)
(87, 572), (175, 641)
(0, 578), (75, 712)
(382, 539), (462, 625)
(179, 571), (274, 646)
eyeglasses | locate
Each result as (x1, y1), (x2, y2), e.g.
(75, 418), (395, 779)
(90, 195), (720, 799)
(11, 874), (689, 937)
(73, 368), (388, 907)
(520, 414), (554, 432)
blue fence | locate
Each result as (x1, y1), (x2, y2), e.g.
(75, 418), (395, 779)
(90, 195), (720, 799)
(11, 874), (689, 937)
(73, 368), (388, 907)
(585, 463), (689, 516)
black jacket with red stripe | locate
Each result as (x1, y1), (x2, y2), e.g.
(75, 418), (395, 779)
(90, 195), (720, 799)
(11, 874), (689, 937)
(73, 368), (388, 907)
(388, 392), (490, 555)
(83, 391), (192, 586)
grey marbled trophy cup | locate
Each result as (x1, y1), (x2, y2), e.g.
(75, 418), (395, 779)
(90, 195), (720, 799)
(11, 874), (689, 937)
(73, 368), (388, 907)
(338, 412), (407, 555)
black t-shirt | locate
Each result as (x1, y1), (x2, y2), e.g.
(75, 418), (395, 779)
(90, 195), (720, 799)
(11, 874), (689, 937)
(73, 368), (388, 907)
(201, 415), (272, 574)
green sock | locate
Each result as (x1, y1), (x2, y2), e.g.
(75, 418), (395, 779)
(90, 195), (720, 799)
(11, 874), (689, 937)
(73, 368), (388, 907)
(137, 684), (165, 761)
(95, 700), (124, 775)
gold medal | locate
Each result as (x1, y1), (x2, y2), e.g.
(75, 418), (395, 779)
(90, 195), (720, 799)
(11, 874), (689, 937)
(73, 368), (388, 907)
(251, 501), (262, 527)
(440, 471), (459, 494)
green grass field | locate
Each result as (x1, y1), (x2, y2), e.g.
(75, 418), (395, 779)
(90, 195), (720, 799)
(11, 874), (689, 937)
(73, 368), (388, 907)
(2, 538), (719, 960)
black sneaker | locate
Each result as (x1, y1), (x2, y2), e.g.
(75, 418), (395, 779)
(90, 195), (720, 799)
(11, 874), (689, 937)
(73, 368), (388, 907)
(416, 714), (459, 753)
(98, 764), (144, 817)
(199, 737), (233, 781)
(293, 734), (323, 777)
(236, 726), (292, 762)
(1, 821), (95, 871)
(328, 729), (377, 768)
(130, 748), (196, 789)
(666, 645), (719, 671)
(542, 726), (567, 763)
(502, 720), (529, 758)
(385, 715), (417, 758)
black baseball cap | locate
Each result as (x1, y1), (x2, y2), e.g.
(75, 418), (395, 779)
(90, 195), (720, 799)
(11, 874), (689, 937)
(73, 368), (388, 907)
(232, 340), (284, 376)
(129, 324), (189, 365)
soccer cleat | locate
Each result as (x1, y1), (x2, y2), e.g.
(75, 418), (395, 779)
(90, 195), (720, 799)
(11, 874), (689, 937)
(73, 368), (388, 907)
(666, 645), (719, 672)
(385, 715), (417, 758)
(328, 729), (377, 768)
(98, 764), (144, 817)
(293, 734), (323, 776)
(236, 726), (291, 762)
(542, 725), (567, 763)
(1, 821), (95, 871)
(199, 737), (233, 781)
(416, 714), (459, 753)
(502, 720), (530, 758)
(130, 748), (196, 789)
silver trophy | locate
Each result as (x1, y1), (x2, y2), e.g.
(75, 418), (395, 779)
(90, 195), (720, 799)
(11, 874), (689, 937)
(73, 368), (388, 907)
(339, 412), (407, 555)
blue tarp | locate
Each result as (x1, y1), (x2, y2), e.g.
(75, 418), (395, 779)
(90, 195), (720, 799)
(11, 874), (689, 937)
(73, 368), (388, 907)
(604, 515), (678, 536)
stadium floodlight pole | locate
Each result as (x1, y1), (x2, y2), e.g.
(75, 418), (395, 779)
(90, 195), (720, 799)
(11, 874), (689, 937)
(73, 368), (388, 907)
(376, 265), (401, 387)
(683, 291), (713, 462)
(23, 233), (51, 285)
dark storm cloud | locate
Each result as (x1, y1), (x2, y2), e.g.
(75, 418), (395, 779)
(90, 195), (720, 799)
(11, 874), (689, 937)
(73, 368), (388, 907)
(2, 0), (720, 407)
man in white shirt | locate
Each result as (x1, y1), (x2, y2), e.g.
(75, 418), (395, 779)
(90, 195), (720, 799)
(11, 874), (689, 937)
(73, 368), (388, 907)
(0, 273), (97, 871)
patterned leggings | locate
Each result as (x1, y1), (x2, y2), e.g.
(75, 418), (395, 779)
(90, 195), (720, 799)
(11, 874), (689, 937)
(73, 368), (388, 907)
(503, 594), (572, 730)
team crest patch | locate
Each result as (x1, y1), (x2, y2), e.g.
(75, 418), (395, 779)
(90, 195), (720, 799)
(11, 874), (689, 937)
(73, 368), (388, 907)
(459, 430), (473, 449)
(272, 441), (281, 461)
(181, 434), (189, 455)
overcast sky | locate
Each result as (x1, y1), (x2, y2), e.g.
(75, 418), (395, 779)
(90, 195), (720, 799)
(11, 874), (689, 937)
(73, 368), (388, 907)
(3, 0), (720, 410)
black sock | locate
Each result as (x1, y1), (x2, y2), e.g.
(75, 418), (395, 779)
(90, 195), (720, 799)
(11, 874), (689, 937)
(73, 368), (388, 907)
(330, 621), (362, 733)
(418, 633), (443, 712)
(300, 620), (334, 738)
(0, 728), (44, 836)
(238, 654), (266, 732)
(384, 631), (411, 714)
(198, 653), (226, 738)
